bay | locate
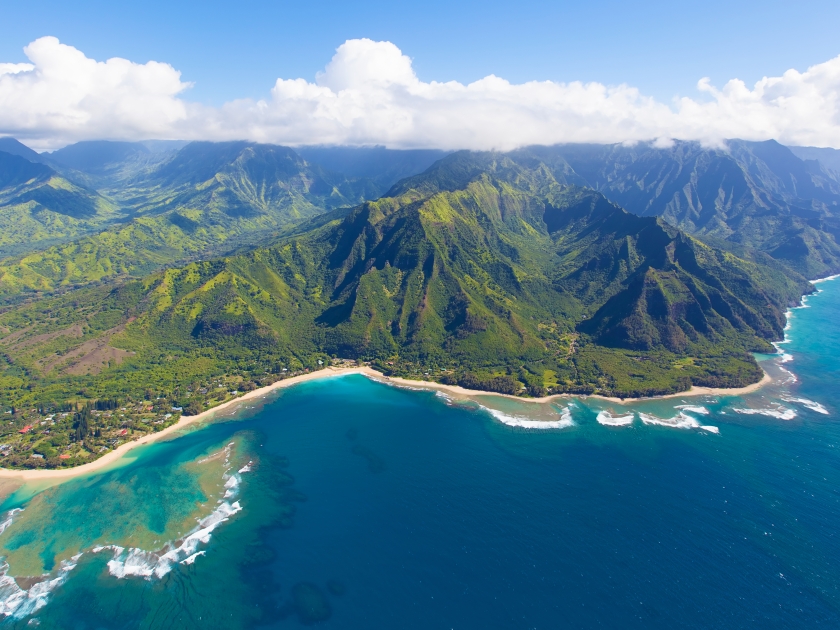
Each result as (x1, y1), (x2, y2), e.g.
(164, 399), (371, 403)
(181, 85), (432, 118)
(0, 279), (839, 628)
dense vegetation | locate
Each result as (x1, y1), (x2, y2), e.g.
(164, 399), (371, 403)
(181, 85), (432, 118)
(1, 147), (819, 468)
(515, 140), (840, 278)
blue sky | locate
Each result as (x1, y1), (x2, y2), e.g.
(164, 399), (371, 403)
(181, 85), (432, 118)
(1, 0), (839, 149)
(2, 0), (838, 104)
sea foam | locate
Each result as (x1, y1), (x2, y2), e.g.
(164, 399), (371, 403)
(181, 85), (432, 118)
(0, 509), (22, 536)
(638, 412), (700, 429)
(595, 410), (634, 426)
(733, 406), (797, 420)
(675, 405), (710, 415)
(482, 405), (574, 429)
(98, 499), (243, 580)
(777, 365), (798, 384)
(0, 554), (80, 620)
(812, 274), (840, 284)
(782, 397), (830, 415)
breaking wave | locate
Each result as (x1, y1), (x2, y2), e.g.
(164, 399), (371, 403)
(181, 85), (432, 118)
(0, 554), (80, 620)
(638, 412), (701, 429)
(733, 406), (797, 420)
(782, 397), (830, 415)
(595, 410), (634, 426)
(0, 509), (22, 537)
(94, 499), (242, 579)
(675, 405), (710, 415)
(95, 443), (248, 580)
(0, 444), (251, 621)
(812, 274), (840, 284)
(777, 365), (798, 384)
(482, 405), (574, 429)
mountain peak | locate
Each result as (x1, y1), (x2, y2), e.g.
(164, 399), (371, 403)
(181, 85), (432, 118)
(0, 137), (44, 163)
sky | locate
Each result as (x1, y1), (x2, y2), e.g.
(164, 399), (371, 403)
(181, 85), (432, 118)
(1, 0), (839, 150)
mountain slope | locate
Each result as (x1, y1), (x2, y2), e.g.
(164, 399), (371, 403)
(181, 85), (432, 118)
(0, 142), (387, 299)
(0, 157), (810, 413)
(788, 146), (840, 177)
(0, 151), (120, 257)
(518, 141), (840, 278)
(549, 189), (800, 353)
(296, 146), (449, 190)
(0, 138), (46, 163)
(138, 141), (380, 215)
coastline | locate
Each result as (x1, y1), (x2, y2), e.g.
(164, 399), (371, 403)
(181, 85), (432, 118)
(370, 370), (773, 405)
(0, 366), (375, 482)
(0, 361), (778, 482)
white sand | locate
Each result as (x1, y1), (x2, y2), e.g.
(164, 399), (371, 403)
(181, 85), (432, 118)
(0, 366), (772, 481)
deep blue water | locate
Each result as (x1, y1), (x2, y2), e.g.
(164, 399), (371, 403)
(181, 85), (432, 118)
(1, 278), (839, 628)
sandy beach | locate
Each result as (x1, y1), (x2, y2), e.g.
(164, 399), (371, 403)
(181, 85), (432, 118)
(0, 366), (376, 482)
(372, 370), (772, 404)
(0, 365), (771, 482)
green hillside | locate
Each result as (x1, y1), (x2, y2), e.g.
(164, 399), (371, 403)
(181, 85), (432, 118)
(519, 141), (840, 278)
(0, 142), (383, 300)
(4, 139), (838, 305)
(0, 156), (809, 423)
(0, 151), (120, 257)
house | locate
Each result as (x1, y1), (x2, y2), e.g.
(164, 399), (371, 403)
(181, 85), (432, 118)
(19, 425), (32, 434)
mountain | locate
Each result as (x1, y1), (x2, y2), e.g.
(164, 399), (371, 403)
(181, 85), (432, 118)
(138, 141), (381, 212)
(516, 141), (840, 278)
(0, 154), (809, 415)
(788, 146), (840, 177)
(296, 146), (449, 189)
(0, 137), (46, 163)
(6, 137), (840, 278)
(48, 140), (153, 173)
(3, 136), (832, 314)
(0, 150), (52, 189)
(0, 150), (119, 258)
(0, 141), (408, 299)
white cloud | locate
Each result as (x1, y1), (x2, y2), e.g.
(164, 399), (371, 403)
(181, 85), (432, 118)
(1, 36), (840, 151)
(0, 37), (192, 148)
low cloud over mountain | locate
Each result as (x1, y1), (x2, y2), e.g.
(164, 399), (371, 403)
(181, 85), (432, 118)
(2, 36), (839, 150)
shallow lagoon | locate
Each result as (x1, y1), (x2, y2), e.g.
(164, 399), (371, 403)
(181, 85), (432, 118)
(1, 278), (839, 628)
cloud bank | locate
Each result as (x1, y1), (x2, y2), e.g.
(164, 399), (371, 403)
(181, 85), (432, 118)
(1, 36), (839, 150)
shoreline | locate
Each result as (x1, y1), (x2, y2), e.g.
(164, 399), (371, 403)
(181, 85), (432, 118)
(0, 367), (375, 482)
(370, 370), (773, 405)
(1, 272), (834, 486)
(0, 363), (774, 482)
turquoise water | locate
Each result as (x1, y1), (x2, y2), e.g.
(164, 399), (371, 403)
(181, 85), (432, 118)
(0, 278), (839, 628)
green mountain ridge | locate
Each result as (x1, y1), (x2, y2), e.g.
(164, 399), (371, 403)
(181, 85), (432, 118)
(517, 140), (840, 278)
(0, 150), (121, 258)
(3, 138), (838, 305)
(0, 142), (394, 299)
(2, 139), (830, 469)
(0, 157), (809, 421)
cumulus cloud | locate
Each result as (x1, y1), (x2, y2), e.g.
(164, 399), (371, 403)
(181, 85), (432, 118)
(1, 36), (840, 150)
(0, 36), (192, 148)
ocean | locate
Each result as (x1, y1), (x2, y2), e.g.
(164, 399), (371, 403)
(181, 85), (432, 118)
(0, 277), (839, 628)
